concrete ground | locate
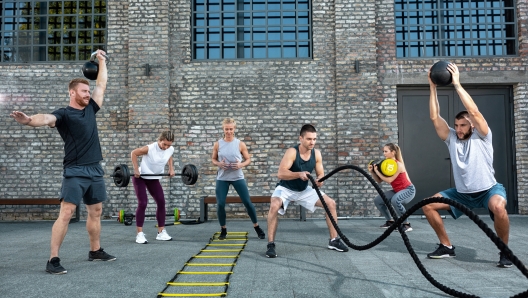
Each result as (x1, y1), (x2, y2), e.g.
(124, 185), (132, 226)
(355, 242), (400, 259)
(1, 215), (528, 298)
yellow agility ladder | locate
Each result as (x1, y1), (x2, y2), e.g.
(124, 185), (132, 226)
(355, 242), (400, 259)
(157, 231), (249, 297)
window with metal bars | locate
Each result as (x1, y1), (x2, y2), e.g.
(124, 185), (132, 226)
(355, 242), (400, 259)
(1, 1), (107, 63)
(192, 0), (312, 60)
(395, 0), (517, 58)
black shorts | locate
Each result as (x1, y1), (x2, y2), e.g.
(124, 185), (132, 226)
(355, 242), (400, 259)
(60, 163), (107, 206)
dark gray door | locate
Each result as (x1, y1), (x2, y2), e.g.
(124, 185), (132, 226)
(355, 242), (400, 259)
(397, 87), (516, 214)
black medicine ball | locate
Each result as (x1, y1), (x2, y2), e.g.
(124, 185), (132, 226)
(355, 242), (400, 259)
(430, 60), (452, 86)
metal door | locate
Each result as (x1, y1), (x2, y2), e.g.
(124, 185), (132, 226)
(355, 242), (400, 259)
(397, 87), (516, 214)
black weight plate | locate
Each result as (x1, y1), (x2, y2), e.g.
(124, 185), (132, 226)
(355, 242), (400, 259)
(181, 164), (198, 185)
(113, 164), (130, 187)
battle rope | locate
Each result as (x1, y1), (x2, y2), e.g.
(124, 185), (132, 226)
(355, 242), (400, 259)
(306, 164), (528, 298)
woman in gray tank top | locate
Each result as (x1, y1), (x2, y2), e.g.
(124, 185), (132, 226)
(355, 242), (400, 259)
(211, 118), (265, 240)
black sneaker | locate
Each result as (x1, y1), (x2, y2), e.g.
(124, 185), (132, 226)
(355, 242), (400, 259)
(380, 220), (394, 228)
(497, 252), (513, 268)
(46, 257), (67, 275)
(254, 226), (265, 239)
(328, 238), (349, 252)
(427, 244), (456, 259)
(401, 223), (413, 233)
(219, 228), (227, 240)
(266, 242), (277, 258)
(88, 248), (116, 261)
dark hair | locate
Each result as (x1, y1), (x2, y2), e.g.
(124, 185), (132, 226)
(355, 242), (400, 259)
(159, 131), (175, 142)
(455, 110), (469, 120)
(300, 124), (316, 136)
(68, 78), (90, 90)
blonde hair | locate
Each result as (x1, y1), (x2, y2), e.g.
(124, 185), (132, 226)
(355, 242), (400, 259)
(222, 117), (236, 127)
(158, 131), (175, 142)
(385, 143), (404, 164)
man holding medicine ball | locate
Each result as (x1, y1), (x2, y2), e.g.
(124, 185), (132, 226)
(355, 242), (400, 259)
(423, 62), (511, 268)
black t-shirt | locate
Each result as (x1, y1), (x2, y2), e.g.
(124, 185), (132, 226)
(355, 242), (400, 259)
(51, 99), (103, 168)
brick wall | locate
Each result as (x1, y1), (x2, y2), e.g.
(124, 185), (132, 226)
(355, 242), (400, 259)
(1, 0), (528, 221)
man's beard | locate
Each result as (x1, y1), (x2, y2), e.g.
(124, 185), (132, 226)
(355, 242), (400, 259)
(457, 129), (472, 140)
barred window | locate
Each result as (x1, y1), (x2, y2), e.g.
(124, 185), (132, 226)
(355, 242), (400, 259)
(192, 0), (312, 60)
(1, 1), (107, 63)
(395, 0), (517, 58)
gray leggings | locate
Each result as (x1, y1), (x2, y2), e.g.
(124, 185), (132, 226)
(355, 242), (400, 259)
(374, 184), (416, 221)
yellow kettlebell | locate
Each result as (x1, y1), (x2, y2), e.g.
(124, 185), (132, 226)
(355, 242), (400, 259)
(369, 159), (398, 177)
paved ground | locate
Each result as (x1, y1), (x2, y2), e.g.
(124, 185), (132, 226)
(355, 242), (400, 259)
(1, 215), (528, 298)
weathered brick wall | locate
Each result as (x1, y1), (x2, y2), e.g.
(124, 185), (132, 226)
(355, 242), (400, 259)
(2, 0), (528, 222)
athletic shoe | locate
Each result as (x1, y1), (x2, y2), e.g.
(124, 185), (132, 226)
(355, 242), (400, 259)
(156, 229), (172, 241)
(88, 248), (117, 261)
(401, 223), (413, 233)
(254, 226), (266, 239)
(219, 228), (227, 240)
(46, 257), (67, 275)
(497, 252), (513, 268)
(380, 220), (394, 228)
(266, 242), (277, 258)
(427, 244), (456, 259)
(328, 238), (349, 252)
(136, 232), (148, 244)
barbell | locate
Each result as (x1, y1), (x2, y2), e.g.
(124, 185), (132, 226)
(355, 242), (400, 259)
(111, 164), (198, 187)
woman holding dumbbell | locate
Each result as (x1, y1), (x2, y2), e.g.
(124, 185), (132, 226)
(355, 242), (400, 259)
(369, 143), (416, 232)
(131, 131), (175, 244)
(211, 118), (265, 240)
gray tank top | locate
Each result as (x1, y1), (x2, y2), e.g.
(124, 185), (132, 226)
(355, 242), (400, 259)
(445, 127), (496, 193)
(216, 138), (244, 181)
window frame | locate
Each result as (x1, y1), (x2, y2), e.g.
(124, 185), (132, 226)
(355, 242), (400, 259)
(394, 0), (518, 59)
(191, 0), (313, 61)
(0, 0), (107, 63)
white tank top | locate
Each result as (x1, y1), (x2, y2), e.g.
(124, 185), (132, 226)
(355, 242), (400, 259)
(139, 142), (174, 180)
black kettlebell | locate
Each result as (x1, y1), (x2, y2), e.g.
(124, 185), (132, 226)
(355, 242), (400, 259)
(430, 60), (452, 86)
(124, 213), (134, 226)
(81, 51), (110, 80)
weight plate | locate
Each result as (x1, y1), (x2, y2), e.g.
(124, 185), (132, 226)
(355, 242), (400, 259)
(181, 164), (198, 185)
(119, 209), (124, 223)
(113, 164), (130, 187)
(174, 208), (180, 221)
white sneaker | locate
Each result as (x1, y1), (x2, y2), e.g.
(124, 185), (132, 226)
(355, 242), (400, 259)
(156, 229), (172, 241)
(136, 232), (148, 244)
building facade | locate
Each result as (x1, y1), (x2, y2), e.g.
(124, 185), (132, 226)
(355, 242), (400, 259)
(1, 0), (527, 221)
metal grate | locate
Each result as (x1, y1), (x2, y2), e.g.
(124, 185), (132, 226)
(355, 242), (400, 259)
(192, 0), (312, 60)
(395, 0), (517, 58)
(1, 1), (107, 63)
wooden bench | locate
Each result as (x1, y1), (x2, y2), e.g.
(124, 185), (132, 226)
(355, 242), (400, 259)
(0, 198), (80, 223)
(199, 195), (306, 222)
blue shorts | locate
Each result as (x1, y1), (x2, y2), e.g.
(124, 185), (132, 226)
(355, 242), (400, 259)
(440, 183), (507, 220)
(60, 163), (107, 206)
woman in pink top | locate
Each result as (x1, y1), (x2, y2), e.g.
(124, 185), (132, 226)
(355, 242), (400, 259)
(368, 143), (416, 232)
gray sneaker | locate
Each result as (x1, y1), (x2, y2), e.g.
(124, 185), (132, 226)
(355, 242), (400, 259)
(328, 238), (349, 252)
(88, 248), (116, 261)
(46, 257), (67, 275)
